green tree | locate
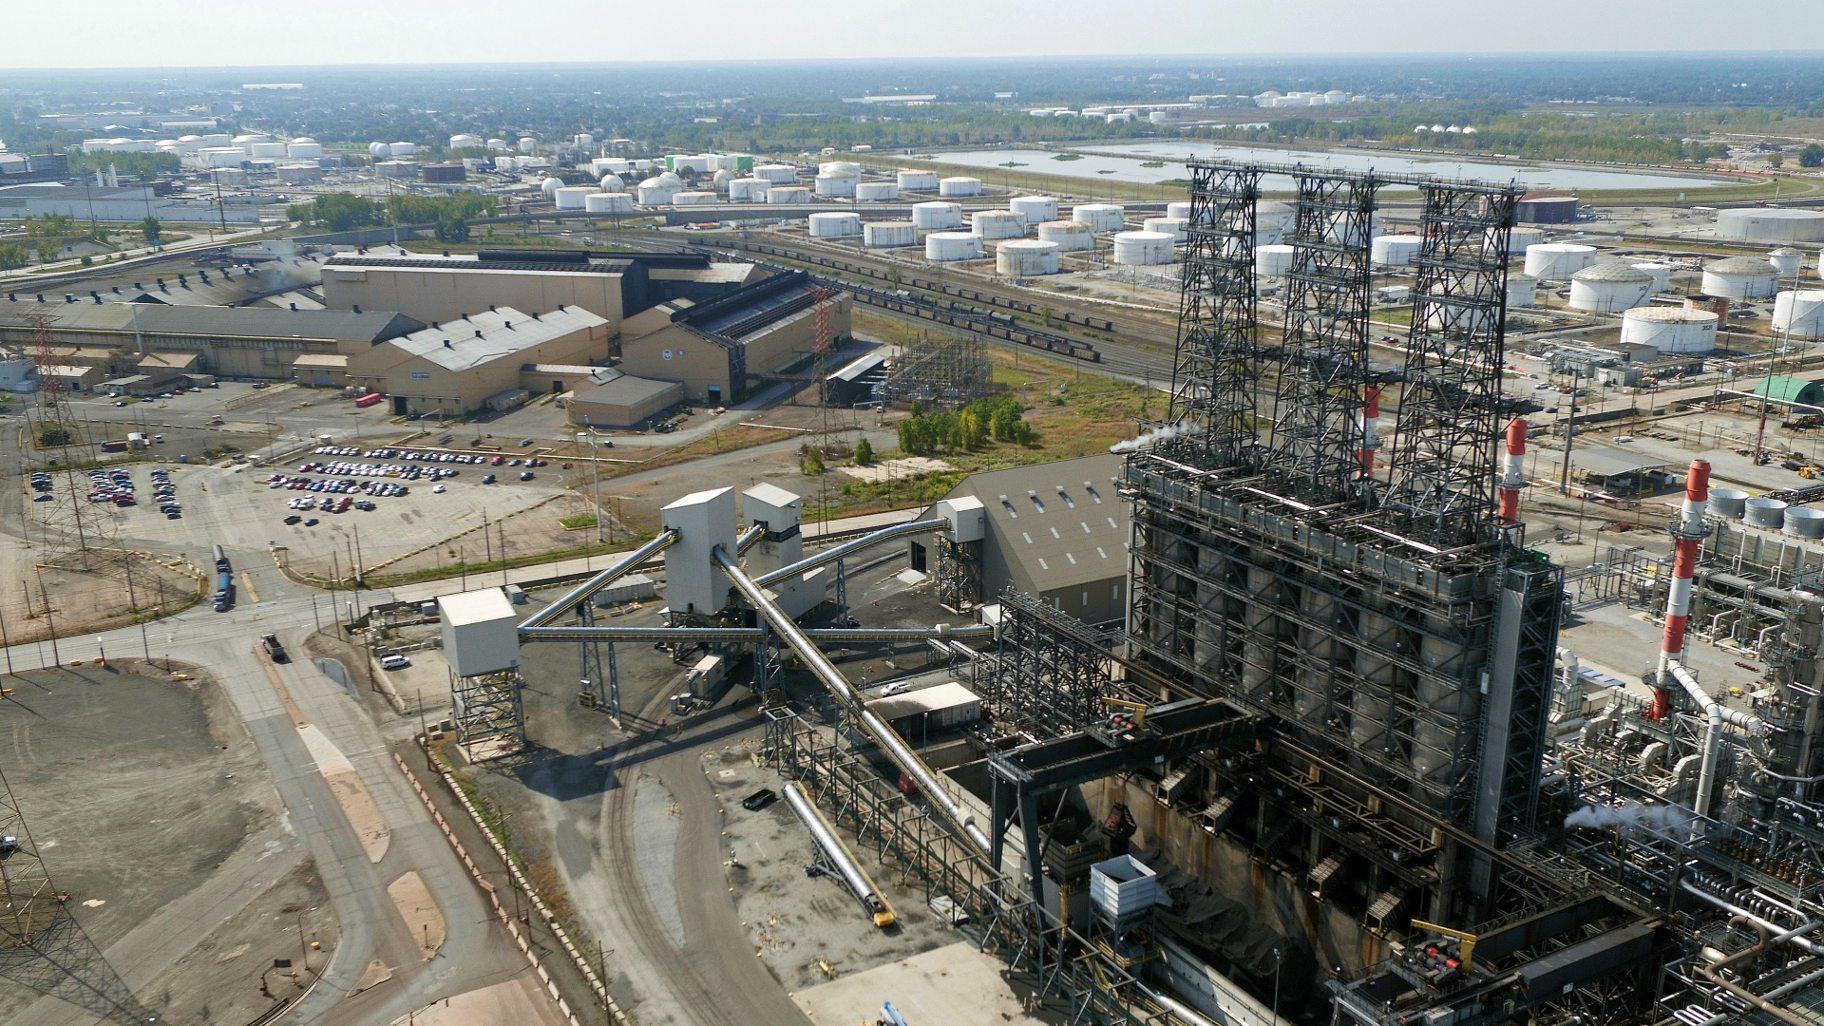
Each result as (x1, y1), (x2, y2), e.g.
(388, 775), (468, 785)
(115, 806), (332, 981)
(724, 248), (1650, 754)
(0, 244), (27, 270)
(34, 240), (59, 264)
(1770, 151), (1785, 170)
(1801, 144), (1824, 169)
(288, 193), (382, 231)
(139, 215), (162, 245)
(853, 438), (874, 466)
(35, 424), (72, 446)
(800, 446), (826, 475)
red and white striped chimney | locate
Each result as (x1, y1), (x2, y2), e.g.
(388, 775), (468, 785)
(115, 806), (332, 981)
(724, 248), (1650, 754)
(1497, 418), (1528, 526)
(1656, 459), (1712, 716)
(1358, 386), (1382, 476)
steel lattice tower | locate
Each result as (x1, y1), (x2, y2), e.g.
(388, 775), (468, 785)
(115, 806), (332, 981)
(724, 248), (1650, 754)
(1166, 162), (1262, 470)
(1381, 183), (1522, 547)
(1265, 171), (1381, 505)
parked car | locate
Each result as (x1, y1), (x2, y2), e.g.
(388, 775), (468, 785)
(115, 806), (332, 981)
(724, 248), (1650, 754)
(379, 654), (411, 670)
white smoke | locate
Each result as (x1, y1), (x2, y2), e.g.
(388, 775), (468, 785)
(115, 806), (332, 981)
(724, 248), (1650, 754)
(1564, 801), (1692, 833)
(1111, 422), (1194, 454)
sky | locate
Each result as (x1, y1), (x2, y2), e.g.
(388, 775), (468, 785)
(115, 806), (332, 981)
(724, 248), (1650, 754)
(6, 0), (1824, 69)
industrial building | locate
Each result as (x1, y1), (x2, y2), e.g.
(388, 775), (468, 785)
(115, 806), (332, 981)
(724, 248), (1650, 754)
(0, 182), (264, 223)
(565, 373), (686, 428)
(906, 454), (1129, 624)
(344, 305), (609, 417)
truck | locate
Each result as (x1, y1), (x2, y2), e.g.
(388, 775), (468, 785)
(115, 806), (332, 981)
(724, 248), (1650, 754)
(213, 570), (234, 611)
(261, 634), (287, 663)
(685, 654), (727, 699)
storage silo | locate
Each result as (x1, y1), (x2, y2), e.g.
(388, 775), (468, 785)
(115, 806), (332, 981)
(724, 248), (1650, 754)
(554, 186), (595, 210)
(367, 141), (389, 160)
(1785, 506), (1824, 539)
(814, 171), (858, 198)
(727, 177), (769, 202)
(997, 239), (1061, 276)
(938, 176), (982, 197)
(897, 170), (940, 192)
(1112, 231), (1175, 265)
(1620, 306), (1719, 353)
(1256, 244), (1295, 277)
(1498, 226), (1546, 255)
(1523, 243), (1597, 279)
(1702, 255), (1779, 299)
(767, 186), (812, 204)
(1569, 262), (1655, 313)
(971, 210), (1025, 240)
(1144, 217), (1189, 242)
(1708, 488), (1749, 520)
(755, 164), (798, 184)
(855, 181), (899, 201)
(672, 191), (717, 206)
(926, 232), (985, 261)
(584, 192), (635, 215)
(636, 176), (680, 205)
(1166, 201), (1193, 220)
(286, 138), (323, 159)
(1037, 220), (1095, 251)
(1631, 262), (1673, 295)
(1771, 247), (1804, 278)
(517, 137), (538, 153)
(1507, 274), (1537, 308)
(1773, 290), (1824, 338)
(912, 201), (964, 229)
(864, 221), (918, 248)
(1718, 208), (1824, 243)
(1515, 197), (1579, 224)
(1371, 234), (1423, 267)
(1746, 497), (1790, 528)
(1072, 203), (1126, 232)
(540, 176), (564, 197)
(1257, 200), (1295, 244)
(808, 211), (862, 238)
(1009, 195), (1059, 225)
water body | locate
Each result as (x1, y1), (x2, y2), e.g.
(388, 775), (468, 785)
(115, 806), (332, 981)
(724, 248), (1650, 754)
(925, 142), (1731, 193)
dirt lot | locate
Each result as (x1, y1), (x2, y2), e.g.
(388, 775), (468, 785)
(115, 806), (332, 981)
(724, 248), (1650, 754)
(0, 538), (199, 646)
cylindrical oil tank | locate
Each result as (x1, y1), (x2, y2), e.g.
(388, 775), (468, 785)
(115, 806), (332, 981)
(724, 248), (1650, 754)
(1771, 247), (1805, 277)
(1515, 196), (1580, 224)
(584, 192), (635, 215)
(1507, 274), (1537, 308)
(1524, 243), (1597, 279)
(808, 211), (862, 238)
(818, 160), (862, 177)
(897, 170), (940, 192)
(389, 141), (416, 157)
(938, 176), (982, 198)
(814, 172), (858, 198)
(727, 177), (769, 202)
(925, 232), (984, 261)
(1703, 255), (1779, 299)
(1037, 220), (1094, 251)
(672, 191), (716, 206)
(1569, 262), (1656, 313)
(971, 210), (1025, 240)
(1746, 497), (1789, 528)
(912, 201), (963, 229)
(1620, 306), (1718, 353)
(598, 174), (625, 193)
(855, 181), (899, 201)
(636, 177), (679, 205)
(1257, 200), (1295, 244)
(448, 133), (482, 150)
(863, 221), (918, 248)
(1143, 216), (1188, 242)
(1073, 203), (1126, 233)
(1256, 243), (1295, 277)
(1787, 506), (1824, 539)
(1499, 226), (1546, 254)
(1166, 201), (1193, 220)
(1718, 208), (1824, 244)
(1632, 262), (1673, 295)
(767, 186), (811, 204)
(553, 186), (595, 210)
(487, 138), (509, 151)
(1774, 290), (1824, 337)
(517, 137), (537, 153)
(754, 164), (798, 184)
(1708, 488), (1749, 520)
(1009, 195), (1060, 225)
(248, 141), (287, 158)
(285, 139), (323, 159)
(996, 239), (1061, 276)
(1112, 230), (1175, 265)
(1371, 234), (1423, 267)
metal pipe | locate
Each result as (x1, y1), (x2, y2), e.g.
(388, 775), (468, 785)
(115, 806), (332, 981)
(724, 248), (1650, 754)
(782, 782), (894, 927)
(518, 529), (679, 630)
(1680, 881), (1824, 956)
(715, 543), (993, 855)
(519, 624), (997, 644)
(1698, 704), (1723, 819)
(736, 522), (765, 555)
(752, 518), (947, 589)
(1699, 916), (1816, 1026)
(1670, 662), (1769, 735)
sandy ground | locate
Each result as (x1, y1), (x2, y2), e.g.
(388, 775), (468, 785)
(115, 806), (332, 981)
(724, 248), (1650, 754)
(791, 940), (1048, 1026)
(385, 871), (446, 962)
(386, 976), (556, 1026)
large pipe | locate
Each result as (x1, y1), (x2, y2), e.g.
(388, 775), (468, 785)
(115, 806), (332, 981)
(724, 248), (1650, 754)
(1498, 418), (1527, 526)
(1658, 460), (1712, 699)
(1699, 917), (1817, 1026)
(519, 624), (996, 644)
(1667, 661), (1767, 820)
(782, 782), (895, 927)
(735, 522), (766, 555)
(715, 544), (993, 855)
(1680, 881), (1824, 956)
(518, 528), (679, 630)
(752, 518), (947, 589)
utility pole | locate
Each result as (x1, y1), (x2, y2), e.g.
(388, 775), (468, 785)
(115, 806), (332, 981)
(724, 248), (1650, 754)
(1558, 365), (1582, 496)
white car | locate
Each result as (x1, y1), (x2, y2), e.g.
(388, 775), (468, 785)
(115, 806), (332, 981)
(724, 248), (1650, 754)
(432, 484), (446, 494)
(379, 654), (410, 670)
(880, 682), (911, 697)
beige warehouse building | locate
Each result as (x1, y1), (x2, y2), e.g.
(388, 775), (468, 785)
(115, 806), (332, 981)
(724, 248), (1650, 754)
(345, 305), (610, 418)
(567, 374), (687, 429)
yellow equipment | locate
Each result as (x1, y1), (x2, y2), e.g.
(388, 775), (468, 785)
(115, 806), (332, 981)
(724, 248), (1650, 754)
(1410, 918), (1479, 971)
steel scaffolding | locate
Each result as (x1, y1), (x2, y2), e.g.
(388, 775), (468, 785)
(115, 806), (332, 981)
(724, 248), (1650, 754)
(875, 333), (991, 410)
(449, 666), (526, 762)
(1166, 162), (1262, 470)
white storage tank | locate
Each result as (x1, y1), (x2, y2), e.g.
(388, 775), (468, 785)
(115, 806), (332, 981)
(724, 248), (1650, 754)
(1718, 208), (1824, 243)
(553, 186), (595, 210)
(855, 181), (899, 202)
(711, 168), (734, 194)
(926, 232), (984, 261)
(912, 201), (964, 229)
(938, 176), (982, 198)
(636, 176), (680, 205)
(233, 133), (268, 145)
(727, 177), (770, 202)
(449, 133), (483, 150)
(1771, 247), (1804, 278)
(1499, 226), (1547, 254)
(584, 192), (635, 215)
(1009, 195), (1060, 225)
(389, 141), (416, 157)
(672, 190), (716, 206)
(598, 173), (625, 192)
(1073, 203), (1126, 233)
(1569, 262), (1656, 313)
(1166, 200), (1193, 220)
(808, 211), (862, 238)
(1143, 217), (1188, 242)
(1702, 255), (1779, 299)
(818, 160), (862, 177)
(1507, 274), (1537, 308)
(1620, 306), (1719, 353)
(767, 186), (812, 204)
(1632, 262), (1673, 295)
(285, 138), (323, 159)
(996, 239), (1061, 276)
(1037, 220), (1095, 251)
(574, 133), (595, 151)
(814, 172), (858, 198)
(897, 169), (940, 192)
(1112, 230), (1175, 265)
(1257, 200), (1295, 244)
(1371, 234), (1423, 267)
(1256, 243), (1295, 277)
(1773, 290), (1824, 338)
(540, 176), (565, 197)
(517, 137), (538, 153)
(863, 221), (918, 248)
(754, 163), (798, 184)
(248, 141), (287, 158)
(971, 210), (1025, 240)
(487, 138), (510, 151)
(367, 141), (389, 160)
(1524, 243), (1597, 279)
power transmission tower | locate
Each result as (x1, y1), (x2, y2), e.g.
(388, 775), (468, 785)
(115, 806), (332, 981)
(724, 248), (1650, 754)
(24, 310), (119, 574)
(0, 764), (162, 1024)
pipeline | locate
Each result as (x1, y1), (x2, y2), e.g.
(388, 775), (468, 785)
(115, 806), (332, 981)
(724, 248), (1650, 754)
(714, 543), (994, 855)
(752, 518), (948, 589)
(1667, 661), (1769, 820)
(782, 782), (896, 928)
(1699, 917), (1818, 1026)
(1680, 881), (1824, 956)
(518, 623), (996, 644)
(518, 528), (679, 630)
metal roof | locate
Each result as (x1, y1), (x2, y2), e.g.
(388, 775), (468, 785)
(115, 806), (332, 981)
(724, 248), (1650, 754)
(573, 374), (682, 407)
(0, 299), (423, 343)
(1573, 261), (1654, 283)
(1544, 443), (1674, 478)
(387, 306), (606, 372)
(927, 454), (1130, 594)
(1750, 375), (1824, 405)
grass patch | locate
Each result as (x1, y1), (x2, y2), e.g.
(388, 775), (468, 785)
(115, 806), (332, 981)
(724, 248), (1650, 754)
(558, 512), (599, 531)
(1052, 153), (1083, 161)
(603, 425), (799, 481)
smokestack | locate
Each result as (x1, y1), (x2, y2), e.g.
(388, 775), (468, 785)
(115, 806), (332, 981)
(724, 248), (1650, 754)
(1498, 418), (1527, 526)
(1656, 459), (1713, 716)
(1357, 385), (1381, 475)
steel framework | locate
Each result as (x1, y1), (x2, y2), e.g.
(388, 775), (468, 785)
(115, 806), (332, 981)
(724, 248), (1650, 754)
(449, 666), (526, 762)
(875, 333), (991, 410)
(981, 589), (1128, 737)
(1165, 162), (1262, 470)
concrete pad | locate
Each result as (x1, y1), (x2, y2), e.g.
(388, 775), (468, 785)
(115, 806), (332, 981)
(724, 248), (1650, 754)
(791, 940), (1045, 1025)
(387, 871), (446, 960)
(325, 768), (390, 863)
(353, 958), (394, 994)
(388, 976), (559, 1026)
(835, 455), (955, 484)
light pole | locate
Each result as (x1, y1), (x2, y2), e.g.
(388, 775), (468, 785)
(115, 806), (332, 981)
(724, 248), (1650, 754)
(576, 429), (604, 546)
